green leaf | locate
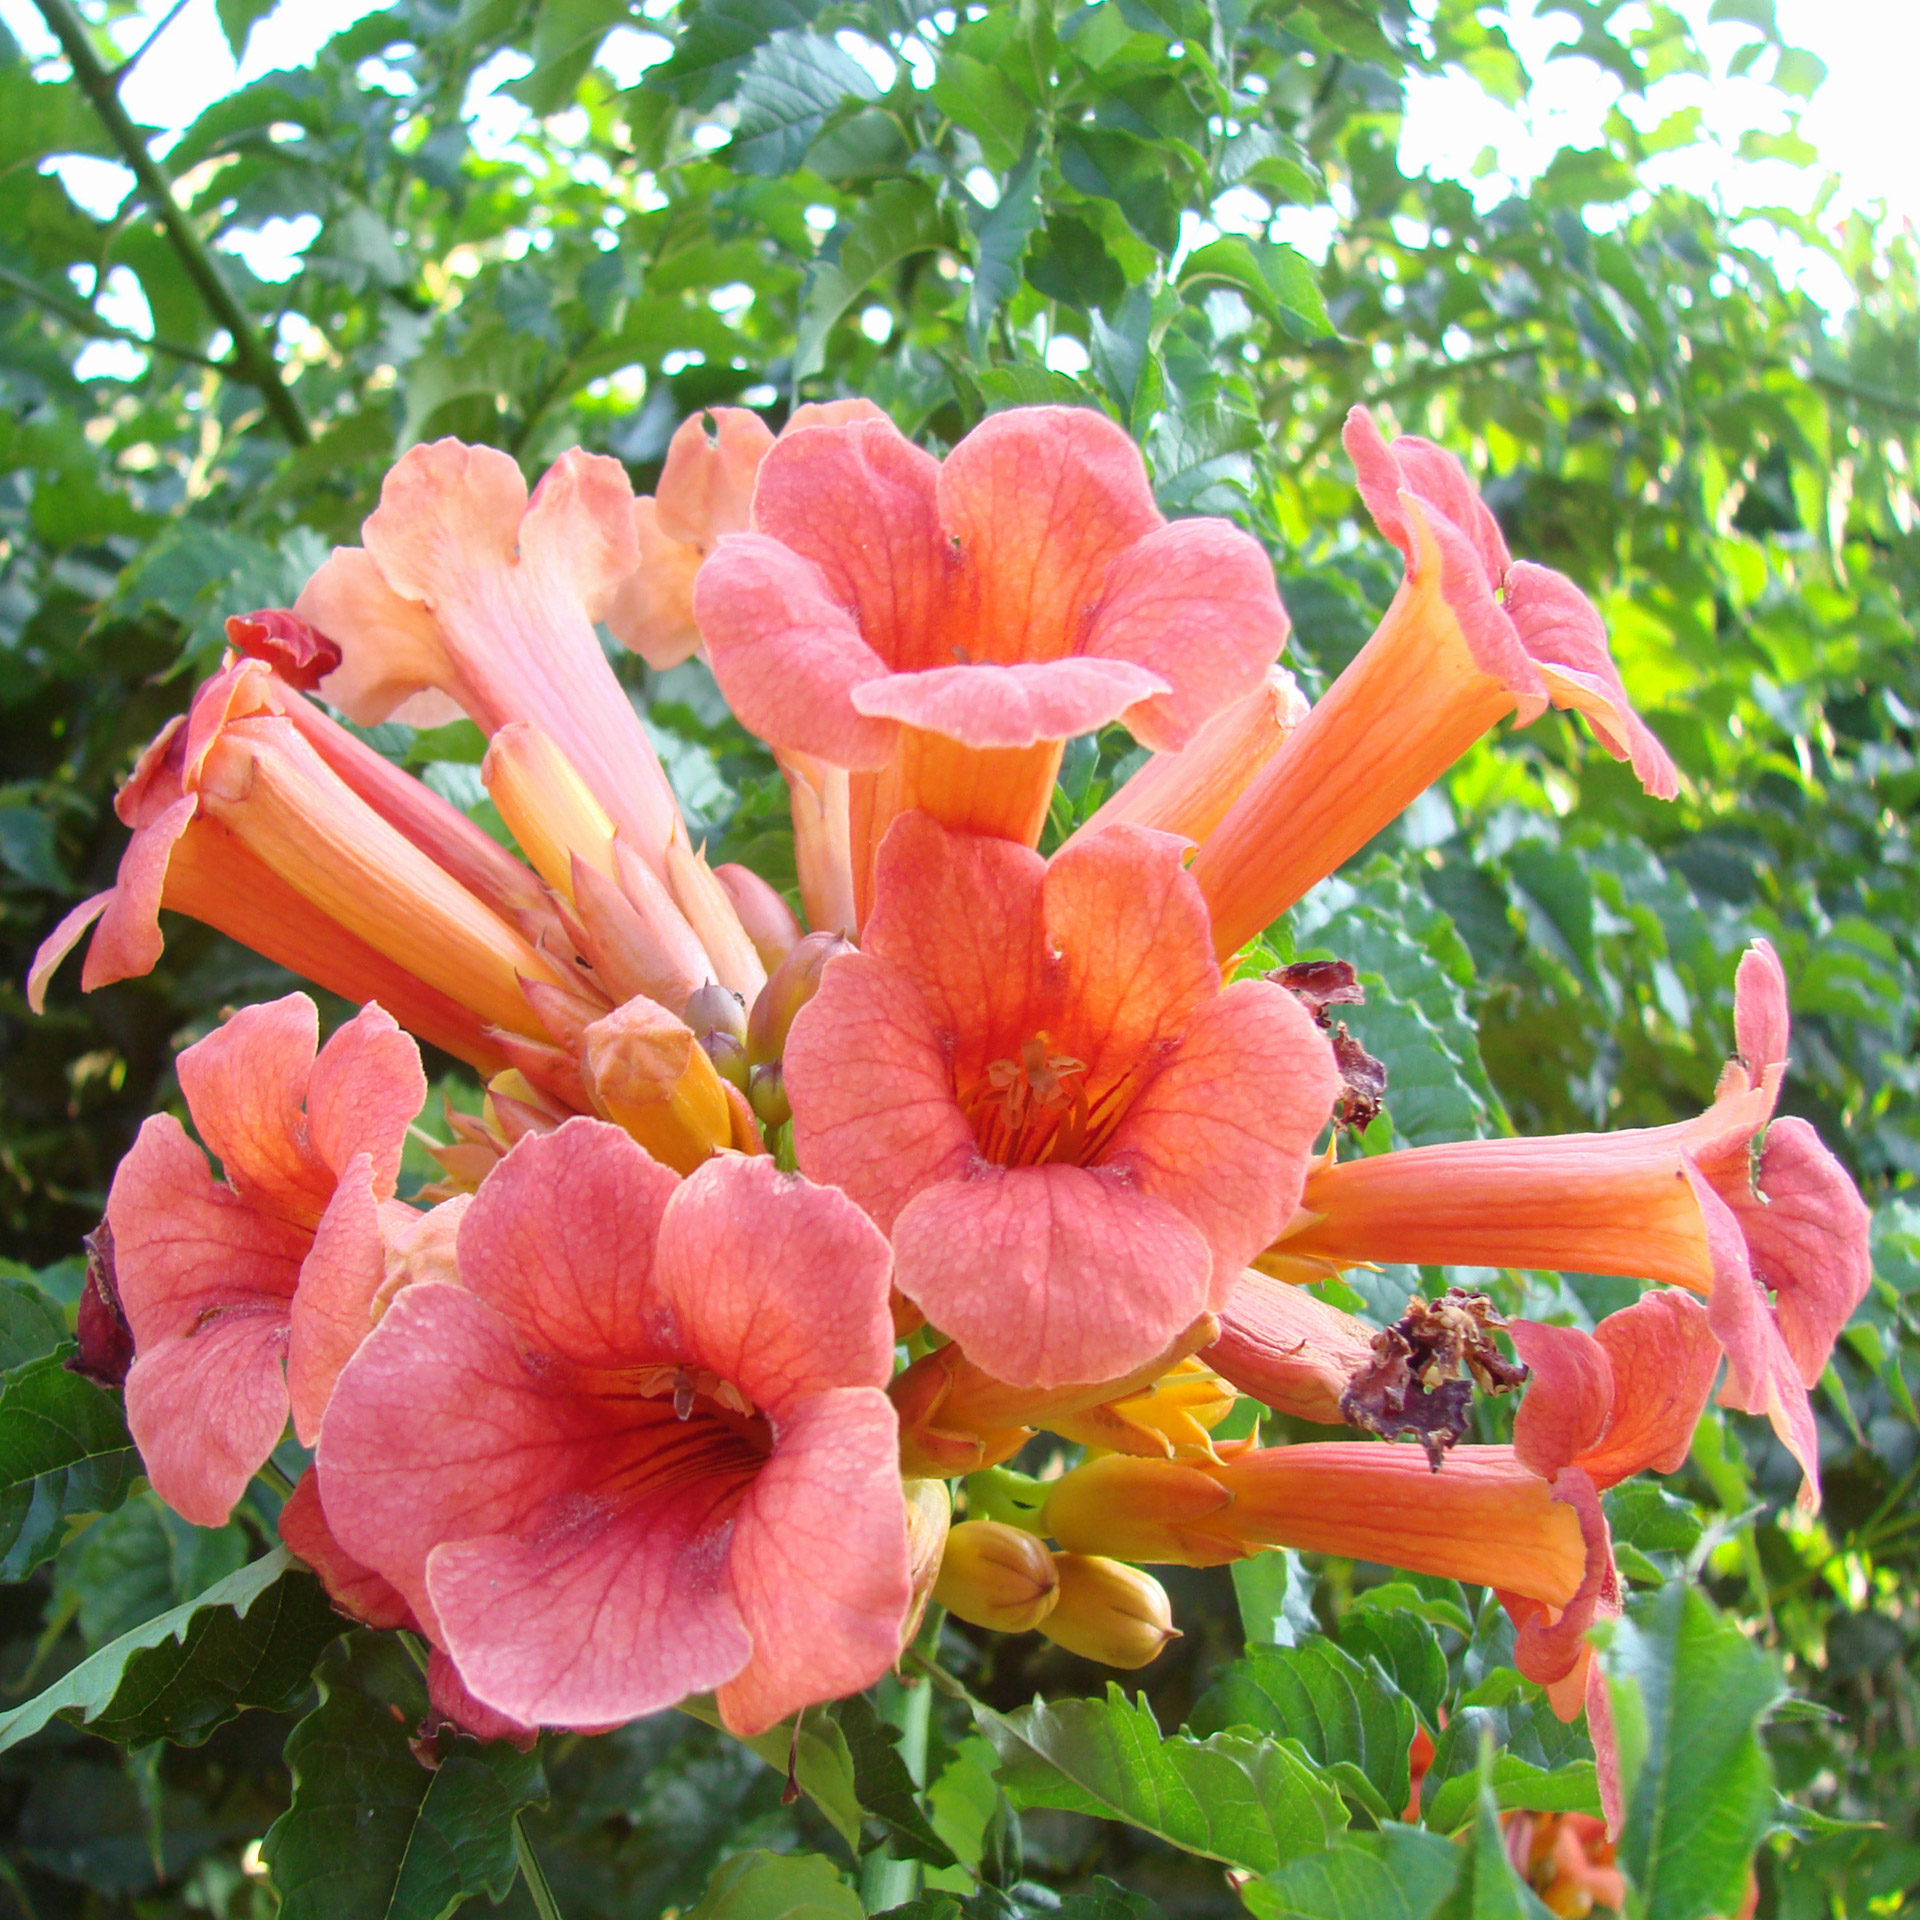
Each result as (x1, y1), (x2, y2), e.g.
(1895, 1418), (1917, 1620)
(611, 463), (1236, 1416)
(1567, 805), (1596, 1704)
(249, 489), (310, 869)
(1147, 400), (1262, 514)
(54, 1491), (252, 1648)
(650, 0), (822, 105)
(1423, 1704), (1600, 1835)
(979, 1684), (1344, 1874)
(1058, 127), (1191, 254)
(686, 1849), (862, 1919)
(968, 137), (1048, 354)
(1242, 1825), (1465, 1920)
(726, 30), (879, 177)
(0, 59), (120, 172)
(794, 178), (952, 380)
(0, 1347), (140, 1579)
(1179, 237), (1332, 341)
(1607, 1582), (1784, 1920)
(0, 1275), (68, 1371)
(679, 1695), (865, 1851)
(0, 1548), (344, 1752)
(827, 1691), (956, 1866)
(1190, 1641), (1415, 1822)
(262, 1663), (547, 1920)
(928, 54), (1034, 172)
(0, 806), (72, 891)
(214, 0), (281, 60)
(507, 0), (644, 115)
(1338, 1608), (1451, 1738)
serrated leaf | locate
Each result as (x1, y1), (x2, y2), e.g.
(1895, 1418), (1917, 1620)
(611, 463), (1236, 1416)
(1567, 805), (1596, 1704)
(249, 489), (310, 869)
(1436, 1766), (1558, 1920)
(726, 30), (879, 177)
(979, 1685), (1344, 1874)
(1607, 1582), (1784, 1920)
(650, 0), (825, 107)
(55, 1491), (252, 1647)
(0, 1548), (344, 1752)
(687, 1848), (862, 1919)
(1243, 1824), (1464, 1920)
(827, 1691), (955, 1866)
(1190, 1641), (1415, 1822)
(680, 1694), (865, 1851)
(928, 54), (1033, 171)
(0, 1347), (140, 1579)
(214, 0), (281, 60)
(1423, 1704), (1601, 1835)
(264, 1696), (544, 1919)
(968, 137), (1047, 354)
(794, 178), (951, 380)
(1179, 237), (1331, 341)
(1338, 1607), (1451, 1736)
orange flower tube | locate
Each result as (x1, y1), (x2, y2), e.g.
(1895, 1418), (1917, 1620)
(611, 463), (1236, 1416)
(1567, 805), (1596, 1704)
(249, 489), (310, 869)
(1190, 409), (1678, 958)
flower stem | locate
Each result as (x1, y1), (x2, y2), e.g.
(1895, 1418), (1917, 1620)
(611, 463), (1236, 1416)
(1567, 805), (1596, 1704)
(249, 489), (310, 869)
(257, 1458), (297, 1498)
(28, 0), (311, 446)
(514, 1814), (564, 1920)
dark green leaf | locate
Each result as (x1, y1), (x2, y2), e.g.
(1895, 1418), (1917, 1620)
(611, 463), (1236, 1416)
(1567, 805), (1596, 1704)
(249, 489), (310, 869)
(1180, 237), (1331, 341)
(679, 1694), (865, 1851)
(686, 1848), (862, 1919)
(262, 1667), (546, 1920)
(827, 1691), (955, 1866)
(0, 1275), (68, 1371)
(794, 178), (952, 379)
(980, 1685), (1344, 1874)
(1608, 1582), (1784, 1920)
(1243, 1825), (1465, 1920)
(0, 1347), (140, 1579)
(0, 1548), (344, 1752)
(726, 31), (879, 177)
(1190, 1641), (1415, 1822)
(968, 137), (1047, 354)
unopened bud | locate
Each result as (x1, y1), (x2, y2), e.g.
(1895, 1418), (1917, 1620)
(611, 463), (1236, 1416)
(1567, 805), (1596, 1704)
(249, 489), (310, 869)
(702, 1029), (751, 1091)
(69, 1222), (132, 1390)
(749, 1059), (791, 1129)
(483, 723), (618, 903)
(1038, 1555), (1178, 1669)
(684, 982), (748, 1046)
(934, 1521), (1060, 1635)
(714, 862), (804, 970)
(901, 1478), (954, 1648)
(1041, 1453), (1243, 1566)
(583, 996), (734, 1174)
(747, 930), (853, 1066)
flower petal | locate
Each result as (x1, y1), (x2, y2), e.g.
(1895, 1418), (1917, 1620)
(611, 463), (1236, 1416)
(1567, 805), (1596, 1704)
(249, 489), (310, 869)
(1508, 1322), (1616, 1483)
(107, 1114), (308, 1350)
(1733, 938), (1791, 1082)
(1687, 1159), (1821, 1510)
(177, 995), (332, 1227)
(81, 794), (196, 993)
(786, 948), (977, 1235)
(1581, 1290), (1720, 1486)
(126, 1313), (290, 1528)
(1043, 824), (1218, 1077)
(457, 1119), (681, 1371)
(695, 533), (900, 767)
(303, 547), (457, 726)
(716, 1387), (910, 1735)
(653, 1156), (896, 1415)
(749, 414), (947, 671)
(427, 1471), (752, 1730)
(1084, 517), (1289, 751)
(279, 1466), (413, 1630)
(286, 1159), (387, 1445)
(937, 407), (1162, 665)
(848, 657), (1168, 749)
(303, 1001), (426, 1199)
(890, 1162), (1213, 1389)
(1105, 978), (1341, 1292)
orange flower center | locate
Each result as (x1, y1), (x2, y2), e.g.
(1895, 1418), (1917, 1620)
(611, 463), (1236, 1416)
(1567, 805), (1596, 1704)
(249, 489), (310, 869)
(958, 1034), (1142, 1169)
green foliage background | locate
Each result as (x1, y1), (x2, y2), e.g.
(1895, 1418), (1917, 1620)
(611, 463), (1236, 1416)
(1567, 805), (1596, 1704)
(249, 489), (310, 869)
(0, 0), (1915, 1914)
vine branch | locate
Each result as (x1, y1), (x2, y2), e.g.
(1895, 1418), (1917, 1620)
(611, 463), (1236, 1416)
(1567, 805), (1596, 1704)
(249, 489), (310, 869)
(30, 0), (312, 445)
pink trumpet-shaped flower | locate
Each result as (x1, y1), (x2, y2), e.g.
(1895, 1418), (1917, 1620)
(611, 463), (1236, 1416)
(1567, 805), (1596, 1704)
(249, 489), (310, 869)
(106, 994), (425, 1527)
(1190, 408), (1677, 957)
(1267, 940), (1871, 1505)
(694, 406), (1289, 913)
(785, 812), (1341, 1390)
(296, 439), (684, 872)
(317, 1119), (911, 1736)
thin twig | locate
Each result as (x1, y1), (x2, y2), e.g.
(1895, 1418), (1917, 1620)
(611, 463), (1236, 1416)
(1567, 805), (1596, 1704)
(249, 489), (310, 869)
(0, 261), (231, 372)
(111, 0), (195, 92)
(514, 1814), (564, 1920)
(30, 0), (311, 445)
(257, 1457), (296, 1498)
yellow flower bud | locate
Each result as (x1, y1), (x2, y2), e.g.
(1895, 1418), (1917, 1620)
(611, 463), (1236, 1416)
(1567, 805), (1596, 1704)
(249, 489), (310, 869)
(933, 1521), (1060, 1635)
(1041, 1453), (1245, 1567)
(1038, 1555), (1179, 1669)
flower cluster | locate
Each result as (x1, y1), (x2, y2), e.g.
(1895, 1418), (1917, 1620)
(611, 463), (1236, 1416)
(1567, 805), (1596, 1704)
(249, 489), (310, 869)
(36, 404), (1869, 1810)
